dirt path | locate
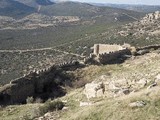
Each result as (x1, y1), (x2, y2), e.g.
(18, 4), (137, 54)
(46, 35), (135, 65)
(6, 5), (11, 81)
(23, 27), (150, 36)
(122, 13), (138, 21)
(53, 49), (85, 58)
(0, 30), (108, 58)
(0, 47), (53, 53)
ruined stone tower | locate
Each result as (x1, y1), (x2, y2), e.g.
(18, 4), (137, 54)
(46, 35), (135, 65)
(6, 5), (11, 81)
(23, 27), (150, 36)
(94, 44), (99, 55)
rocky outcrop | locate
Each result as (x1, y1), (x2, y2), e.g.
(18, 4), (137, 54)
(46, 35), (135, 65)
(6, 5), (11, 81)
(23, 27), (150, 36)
(84, 82), (105, 99)
(129, 101), (146, 108)
(83, 73), (159, 99)
(119, 11), (160, 38)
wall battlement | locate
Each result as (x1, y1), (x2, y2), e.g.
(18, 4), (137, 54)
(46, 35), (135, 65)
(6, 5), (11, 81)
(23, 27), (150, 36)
(91, 44), (132, 64)
(93, 44), (125, 55)
(0, 60), (81, 105)
(97, 49), (131, 64)
(137, 44), (160, 51)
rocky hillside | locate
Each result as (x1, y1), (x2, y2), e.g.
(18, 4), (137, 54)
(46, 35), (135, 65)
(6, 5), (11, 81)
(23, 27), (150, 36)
(1, 50), (160, 120)
(119, 11), (160, 37)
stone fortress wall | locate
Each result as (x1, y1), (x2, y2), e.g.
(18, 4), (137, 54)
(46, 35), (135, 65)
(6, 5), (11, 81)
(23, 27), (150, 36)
(0, 60), (80, 105)
(1, 43), (160, 105)
(137, 44), (160, 51)
(91, 44), (132, 64)
(90, 43), (160, 64)
(93, 44), (125, 55)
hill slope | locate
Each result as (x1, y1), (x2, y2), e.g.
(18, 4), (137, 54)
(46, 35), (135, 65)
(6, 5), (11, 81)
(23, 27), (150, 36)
(0, 0), (35, 18)
(37, 2), (144, 19)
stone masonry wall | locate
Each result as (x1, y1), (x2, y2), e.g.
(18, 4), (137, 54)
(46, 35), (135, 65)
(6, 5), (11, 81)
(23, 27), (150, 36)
(0, 60), (80, 105)
(93, 44), (125, 55)
(97, 49), (131, 64)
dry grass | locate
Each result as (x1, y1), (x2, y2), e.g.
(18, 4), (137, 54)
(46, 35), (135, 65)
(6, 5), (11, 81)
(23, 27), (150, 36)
(0, 52), (160, 120)
(60, 86), (160, 120)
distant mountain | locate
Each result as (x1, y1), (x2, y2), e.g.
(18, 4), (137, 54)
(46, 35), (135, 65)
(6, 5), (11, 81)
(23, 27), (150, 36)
(36, 1), (144, 20)
(91, 3), (160, 13)
(0, 0), (35, 18)
(0, 1), (145, 24)
(14, 0), (54, 7)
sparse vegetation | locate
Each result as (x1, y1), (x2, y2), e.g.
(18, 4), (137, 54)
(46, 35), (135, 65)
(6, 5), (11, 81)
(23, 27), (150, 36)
(38, 100), (64, 116)
(0, 1), (160, 120)
(26, 96), (34, 104)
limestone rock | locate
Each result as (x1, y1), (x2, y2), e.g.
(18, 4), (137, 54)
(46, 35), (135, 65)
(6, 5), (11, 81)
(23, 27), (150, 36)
(36, 112), (59, 120)
(84, 82), (104, 99)
(137, 78), (147, 88)
(107, 79), (129, 91)
(129, 101), (146, 108)
(62, 107), (69, 110)
(147, 83), (157, 89)
(108, 81), (121, 92)
(156, 74), (160, 80)
(80, 102), (92, 107)
(117, 89), (130, 96)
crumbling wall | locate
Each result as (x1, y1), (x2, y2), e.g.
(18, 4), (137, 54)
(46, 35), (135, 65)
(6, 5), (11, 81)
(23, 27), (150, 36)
(0, 60), (81, 105)
(93, 44), (124, 55)
(97, 49), (131, 64)
(0, 73), (36, 104)
(137, 44), (160, 51)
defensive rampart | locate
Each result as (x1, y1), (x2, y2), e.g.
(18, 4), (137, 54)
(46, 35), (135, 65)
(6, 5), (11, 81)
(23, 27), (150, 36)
(0, 61), (81, 105)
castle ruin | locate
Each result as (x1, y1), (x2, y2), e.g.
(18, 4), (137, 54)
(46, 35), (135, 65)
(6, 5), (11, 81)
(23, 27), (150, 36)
(88, 44), (132, 64)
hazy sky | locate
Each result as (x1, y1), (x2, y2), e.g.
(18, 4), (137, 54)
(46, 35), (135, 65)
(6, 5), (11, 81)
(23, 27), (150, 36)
(54, 0), (160, 5)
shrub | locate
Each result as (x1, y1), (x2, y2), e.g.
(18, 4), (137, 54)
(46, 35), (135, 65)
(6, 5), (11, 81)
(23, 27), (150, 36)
(34, 98), (43, 103)
(38, 100), (64, 115)
(26, 96), (34, 104)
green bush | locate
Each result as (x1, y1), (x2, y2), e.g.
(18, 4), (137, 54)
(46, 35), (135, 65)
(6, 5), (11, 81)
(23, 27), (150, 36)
(38, 100), (64, 115)
(26, 96), (34, 104)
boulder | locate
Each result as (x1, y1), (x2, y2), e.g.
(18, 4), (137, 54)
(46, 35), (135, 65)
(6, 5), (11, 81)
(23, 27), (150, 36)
(80, 102), (92, 107)
(129, 101), (146, 108)
(137, 78), (147, 88)
(84, 82), (104, 99)
(117, 89), (130, 96)
(156, 74), (160, 80)
(107, 79), (129, 92)
(147, 83), (157, 89)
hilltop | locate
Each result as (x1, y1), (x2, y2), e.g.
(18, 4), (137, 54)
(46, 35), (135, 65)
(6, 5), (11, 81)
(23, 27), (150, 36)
(36, 1), (144, 19)
(14, 0), (55, 7)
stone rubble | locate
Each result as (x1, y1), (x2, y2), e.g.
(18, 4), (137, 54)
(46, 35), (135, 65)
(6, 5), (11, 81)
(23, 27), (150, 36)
(129, 101), (146, 108)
